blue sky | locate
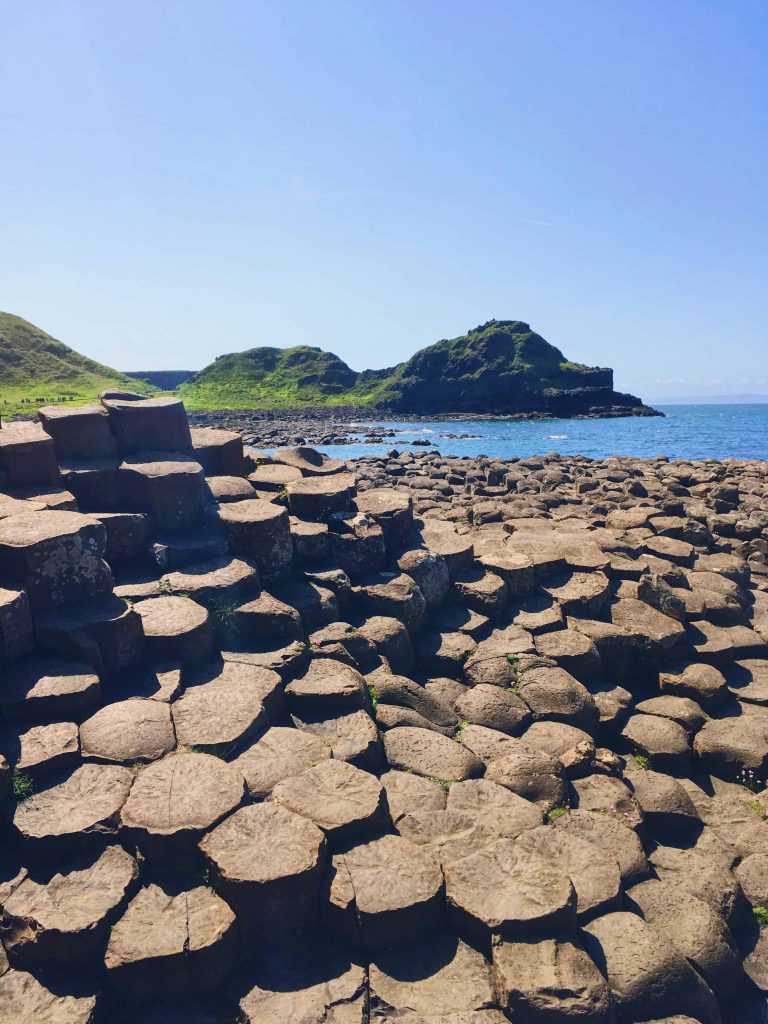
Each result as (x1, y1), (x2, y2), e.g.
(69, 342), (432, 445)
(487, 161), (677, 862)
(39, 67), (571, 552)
(2, 1), (766, 399)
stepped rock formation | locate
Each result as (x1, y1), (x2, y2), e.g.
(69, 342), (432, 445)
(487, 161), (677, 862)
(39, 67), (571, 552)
(180, 319), (660, 417)
(0, 395), (767, 1021)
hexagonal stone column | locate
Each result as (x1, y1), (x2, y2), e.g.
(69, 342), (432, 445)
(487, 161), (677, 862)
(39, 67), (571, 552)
(0, 656), (101, 722)
(354, 487), (414, 550)
(0, 421), (61, 486)
(190, 426), (246, 475)
(330, 834), (444, 947)
(286, 474), (355, 520)
(200, 802), (326, 935)
(0, 511), (112, 612)
(134, 596), (213, 665)
(13, 763), (134, 860)
(0, 969), (100, 1024)
(271, 758), (388, 845)
(119, 454), (205, 532)
(104, 396), (193, 454)
(104, 883), (236, 999)
(217, 499), (293, 578)
(1, 846), (138, 968)
(119, 751), (246, 857)
(80, 699), (175, 764)
(443, 838), (576, 942)
(39, 403), (118, 459)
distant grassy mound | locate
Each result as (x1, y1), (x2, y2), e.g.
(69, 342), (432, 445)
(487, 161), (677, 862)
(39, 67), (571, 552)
(179, 345), (390, 409)
(0, 313), (154, 417)
(180, 319), (656, 416)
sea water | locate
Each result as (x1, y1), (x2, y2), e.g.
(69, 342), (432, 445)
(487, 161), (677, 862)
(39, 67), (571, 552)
(303, 404), (768, 463)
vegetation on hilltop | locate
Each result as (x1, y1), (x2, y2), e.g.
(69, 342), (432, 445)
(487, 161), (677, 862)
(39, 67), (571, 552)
(0, 312), (153, 417)
(179, 319), (647, 416)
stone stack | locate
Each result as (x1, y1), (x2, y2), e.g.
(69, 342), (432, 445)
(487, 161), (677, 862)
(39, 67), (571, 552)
(0, 400), (766, 1022)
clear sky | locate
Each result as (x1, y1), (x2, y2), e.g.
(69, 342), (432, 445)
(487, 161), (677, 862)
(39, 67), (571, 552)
(2, 1), (766, 399)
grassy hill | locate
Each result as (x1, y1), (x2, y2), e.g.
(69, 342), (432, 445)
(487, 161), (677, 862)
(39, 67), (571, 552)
(179, 345), (391, 409)
(0, 313), (154, 417)
(180, 319), (654, 416)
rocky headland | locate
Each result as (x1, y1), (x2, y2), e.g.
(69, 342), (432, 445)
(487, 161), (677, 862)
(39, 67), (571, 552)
(177, 319), (662, 420)
(0, 395), (766, 1022)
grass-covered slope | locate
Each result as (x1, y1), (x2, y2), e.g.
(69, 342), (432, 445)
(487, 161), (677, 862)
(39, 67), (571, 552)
(180, 319), (654, 415)
(0, 312), (153, 417)
(179, 345), (391, 409)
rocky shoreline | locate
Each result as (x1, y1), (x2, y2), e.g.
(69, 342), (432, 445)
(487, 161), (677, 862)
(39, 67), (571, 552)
(0, 396), (767, 1022)
(188, 403), (663, 449)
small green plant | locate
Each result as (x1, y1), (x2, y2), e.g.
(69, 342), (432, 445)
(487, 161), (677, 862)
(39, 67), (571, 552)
(366, 683), (378, 712)
(210, 599), (239, 629)
(747, 798), (767, 821)
(753, 906), (768, 928)
(12, 770), (33, 801)
(127, 760), (146, 775)
(505, 653), (518, 665)
(546, 803), (570, 823)
(632, 754), (650, 770)
(454, 719), (469, 739)
(158, 578), (174, 595)
(188, 744), (230, 759)
(508, 684), (522, 696)
(309, 643), (320, 654)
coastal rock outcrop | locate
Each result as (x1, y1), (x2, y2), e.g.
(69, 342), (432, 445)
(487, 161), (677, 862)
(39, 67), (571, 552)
(0, 395), (766, 1021)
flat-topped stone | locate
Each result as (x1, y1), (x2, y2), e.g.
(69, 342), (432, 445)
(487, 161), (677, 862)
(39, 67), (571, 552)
(0, 420), (61, 486)
(234, 726), (333, 799)
(14, 763), (134, 859)
(104, 883), (236, 998)
(200, 802), (326, 932)
(134, 595), (213, 664)
(286, 473), (356, 520)
(444, 838), (576, 939)
(1, 845), (138, 968)
(160, 555), (260, 608)
(383, 726), (483, 784)
(0, 968), (100, 1024)
(271, 757), (387, 844)
(172, 672), (268, 755)
(104, 396), (193, 454)
(331, 833), (444, 946)
(80, 698), (175, 764)
(119, 453), (205, 532)
(119, 752), (246, 855)
(0, 510), (111, 611)
(217, 498), (293, 577)
(39, 403), (118, 459)
(189, 426), (245, 475)
(0, 656), (101, 721)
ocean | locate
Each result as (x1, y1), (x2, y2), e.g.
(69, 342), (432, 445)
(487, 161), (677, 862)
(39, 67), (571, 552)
(306, 404), (768, 463)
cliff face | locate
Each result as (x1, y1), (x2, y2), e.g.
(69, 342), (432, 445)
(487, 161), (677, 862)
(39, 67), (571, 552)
(180, 319), (660, 417)
(382, 320), (628, 414)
